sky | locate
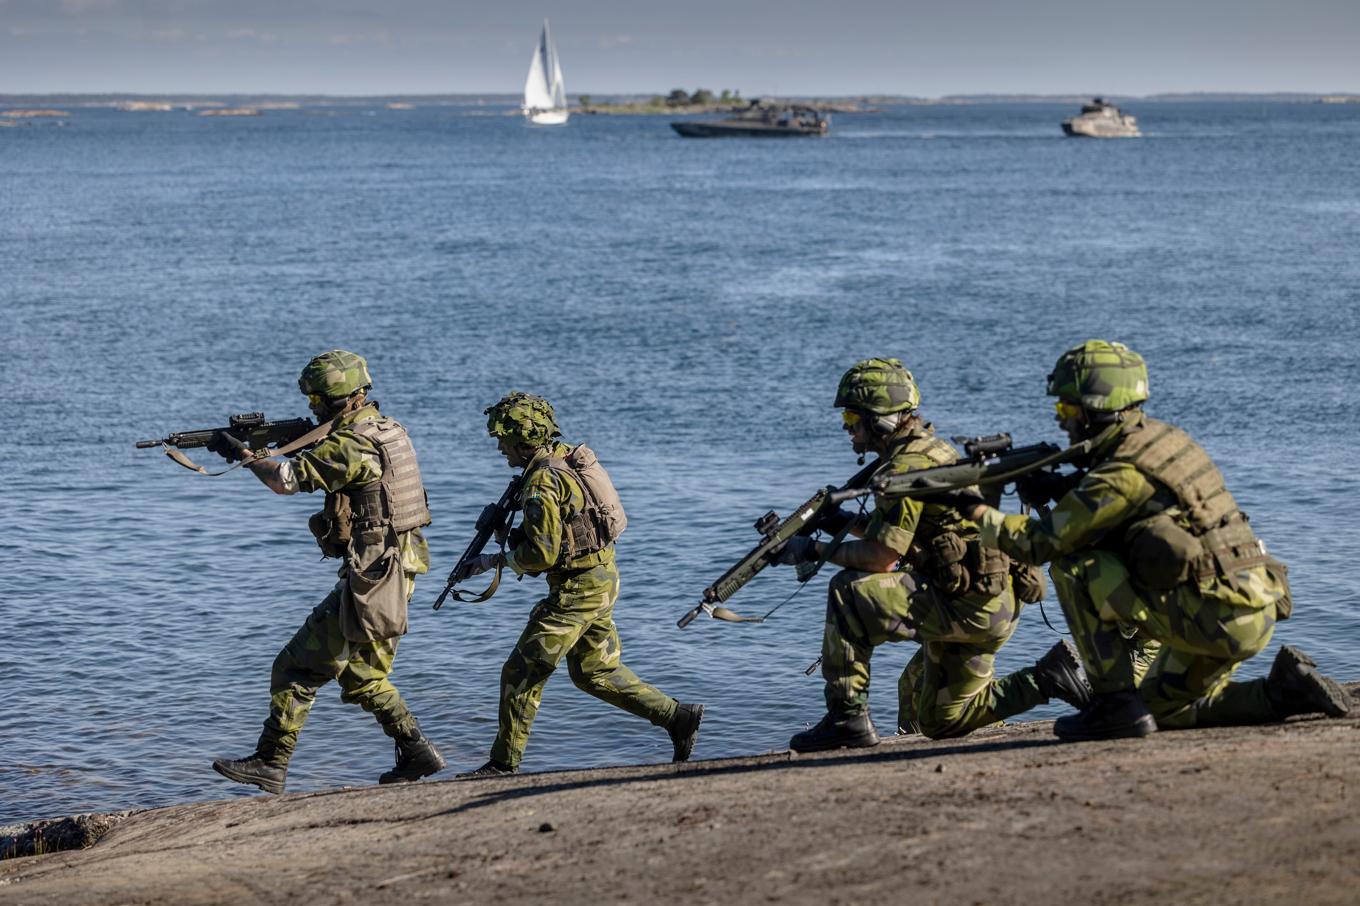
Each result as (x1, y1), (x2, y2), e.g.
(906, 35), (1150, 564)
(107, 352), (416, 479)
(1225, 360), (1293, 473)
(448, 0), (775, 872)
(1, 0), (1358, 96)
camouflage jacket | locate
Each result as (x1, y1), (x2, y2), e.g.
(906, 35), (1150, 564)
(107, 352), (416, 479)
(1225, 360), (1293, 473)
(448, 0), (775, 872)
(864, 427), (979, 562)
(976, 413), (1280, 609)
(292, 403), (431, 581)
(505, 442), (614, 580)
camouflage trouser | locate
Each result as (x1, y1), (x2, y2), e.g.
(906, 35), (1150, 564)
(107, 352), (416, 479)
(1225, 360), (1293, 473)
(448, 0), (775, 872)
(823, 569), (1046, 739)
(490, 563), (678, 769)
(1051, 550), (1277, 727)
(257, 582), (417, 764)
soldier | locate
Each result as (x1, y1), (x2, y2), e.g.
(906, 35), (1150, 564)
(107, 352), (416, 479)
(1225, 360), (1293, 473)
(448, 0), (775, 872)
(211, 350), (445, 793)
(453, 392), (703, 775)
(959, 340), (1349, 739)
(777, 358), (1092, 752)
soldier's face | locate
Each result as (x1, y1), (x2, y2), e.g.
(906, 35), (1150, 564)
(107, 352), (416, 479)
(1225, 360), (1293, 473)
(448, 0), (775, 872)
(1055, 401), (1087, 444)
(497, 436), (530, 468)
(843, 413), (874, 456)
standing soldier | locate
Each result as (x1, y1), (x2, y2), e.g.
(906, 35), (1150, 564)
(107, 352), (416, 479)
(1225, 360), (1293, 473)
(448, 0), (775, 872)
(453, 392), (703, 776)
(959, 340), (1349, 739)
(211, 350), (445, 793)
(777, 358), (1091, 752)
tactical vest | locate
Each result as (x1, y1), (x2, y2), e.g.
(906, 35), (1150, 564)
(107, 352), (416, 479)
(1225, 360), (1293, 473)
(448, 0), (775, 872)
(1107, 416), (1268, 591)
(535, 444), (627, 562)
(346, 417), (432, 532)
(313, 417), (431, 558)
(896, 428), (1013, 599)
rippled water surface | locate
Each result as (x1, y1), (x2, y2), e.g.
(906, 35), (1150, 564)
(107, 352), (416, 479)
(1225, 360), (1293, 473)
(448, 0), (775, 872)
(3, 101), (1359, 824)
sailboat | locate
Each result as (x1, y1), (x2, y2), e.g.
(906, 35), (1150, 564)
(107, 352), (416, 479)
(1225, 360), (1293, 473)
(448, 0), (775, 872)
(523, 20), (568, 125)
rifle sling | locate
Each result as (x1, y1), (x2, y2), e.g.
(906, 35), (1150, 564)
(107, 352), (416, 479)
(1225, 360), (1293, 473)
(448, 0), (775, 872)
(447, 541), (510, 605)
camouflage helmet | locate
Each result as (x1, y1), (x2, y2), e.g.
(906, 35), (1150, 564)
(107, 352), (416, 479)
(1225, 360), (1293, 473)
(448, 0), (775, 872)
(485, 391), (561, 447)
(834, 357), (921, 415)
(1046, 340), (1149, 413)
(298, 349), (372, 401)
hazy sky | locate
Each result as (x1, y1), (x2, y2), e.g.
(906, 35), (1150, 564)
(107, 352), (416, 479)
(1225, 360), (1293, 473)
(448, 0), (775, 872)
(1, 0), (1357, 96)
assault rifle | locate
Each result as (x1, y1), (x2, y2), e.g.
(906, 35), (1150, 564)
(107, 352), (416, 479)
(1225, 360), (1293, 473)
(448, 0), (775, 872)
(433, 474), (525, 610)
(136, 412), (316, 472)
(678, 431), (1103, 629)
(826, 433), (1082, 508)
(676, 456), (884, 629)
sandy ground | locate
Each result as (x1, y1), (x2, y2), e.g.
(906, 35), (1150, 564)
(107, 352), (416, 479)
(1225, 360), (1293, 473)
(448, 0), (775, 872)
(4, 696), (1360, 906)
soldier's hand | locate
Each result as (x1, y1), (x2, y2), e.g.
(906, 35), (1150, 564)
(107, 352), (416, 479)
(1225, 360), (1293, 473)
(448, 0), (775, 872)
(214, 432), (252, 462)
(1014, 470), (1075, 509)
(810, 505), (855, 536)
(454, 553), (500, 582)
(773, 536), (819, 566)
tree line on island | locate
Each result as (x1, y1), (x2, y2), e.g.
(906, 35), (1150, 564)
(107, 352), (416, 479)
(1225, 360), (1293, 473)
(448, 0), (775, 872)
(576, 88), (746, 114)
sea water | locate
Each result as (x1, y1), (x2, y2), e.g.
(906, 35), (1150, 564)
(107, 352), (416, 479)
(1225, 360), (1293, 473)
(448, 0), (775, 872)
(2, 100), (1359, 824)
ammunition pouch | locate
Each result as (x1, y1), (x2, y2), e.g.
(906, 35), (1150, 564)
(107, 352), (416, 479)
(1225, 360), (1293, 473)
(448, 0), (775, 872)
(1125, 511), (1270, 593)
(1197, 515), (1269, 589)
(310, 492), (353, 559)
(1011, 562), (1048, 604)
(1124, 512), (1199, 590)
(926, 531), (970, 595)
(967, 542), (1010, 599)
(1266, 556), (1293, 620)
(919, 531), (1010, 599)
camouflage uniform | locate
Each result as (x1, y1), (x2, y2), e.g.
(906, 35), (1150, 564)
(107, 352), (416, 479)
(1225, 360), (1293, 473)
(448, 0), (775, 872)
(259, 402), (431, 761)
(491, 441), (678, 769)
(821, 426), (1048, 739)
(978, 410), (1287, 727)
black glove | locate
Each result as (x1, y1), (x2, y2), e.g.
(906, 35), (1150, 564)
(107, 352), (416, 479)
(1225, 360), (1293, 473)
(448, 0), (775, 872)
(1014, 470), (1079, 509)
(212, 432), (252, 462)
(773, 536), (819, 566)
(810, 505), (855, 536)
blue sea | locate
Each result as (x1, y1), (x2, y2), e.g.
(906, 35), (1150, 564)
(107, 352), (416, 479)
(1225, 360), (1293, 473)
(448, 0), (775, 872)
(3, 100), (1359, 826)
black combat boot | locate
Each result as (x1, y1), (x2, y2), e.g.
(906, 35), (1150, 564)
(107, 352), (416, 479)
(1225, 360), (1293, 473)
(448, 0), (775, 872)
(212, 748), (288, 795)
(1053, 690), (1156, 741)
(457, 759), (518, 779)
(789, 710), (880, 753)
(1265, 645), (1350, 719)
(668, 703), (705, 763)
(378, 722), (446, 784)
(1034, 640), (1093, 710)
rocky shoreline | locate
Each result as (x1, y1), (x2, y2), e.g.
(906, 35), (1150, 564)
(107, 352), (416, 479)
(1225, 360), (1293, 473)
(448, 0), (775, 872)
(3, 684), (1359, 905)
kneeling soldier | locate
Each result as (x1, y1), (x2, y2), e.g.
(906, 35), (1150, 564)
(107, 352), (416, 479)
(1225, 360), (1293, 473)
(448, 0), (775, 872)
(455, 392), (703, 775)
(961, 340), (1349, 739)
(212, 350), (445, 793)
(781, 358), (1091, 752)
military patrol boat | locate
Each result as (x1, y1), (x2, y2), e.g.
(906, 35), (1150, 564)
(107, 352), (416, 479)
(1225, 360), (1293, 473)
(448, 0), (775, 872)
(671, 101), (829, 138)
(1062, 98), (1140, 138)
(523, 19), (568, 125)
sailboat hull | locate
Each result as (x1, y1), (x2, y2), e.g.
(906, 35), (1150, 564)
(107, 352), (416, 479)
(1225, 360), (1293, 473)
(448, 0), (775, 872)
(526, 109), (569, 126)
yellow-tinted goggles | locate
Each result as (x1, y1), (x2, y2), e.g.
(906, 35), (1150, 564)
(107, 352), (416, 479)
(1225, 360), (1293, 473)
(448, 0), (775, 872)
(841, 410), (862, 428)
(307, 393), (326, 407)
(1054, 400), (1083, 420)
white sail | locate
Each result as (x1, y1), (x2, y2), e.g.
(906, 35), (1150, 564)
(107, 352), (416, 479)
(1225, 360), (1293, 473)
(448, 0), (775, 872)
(523, 20), (568, 125)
